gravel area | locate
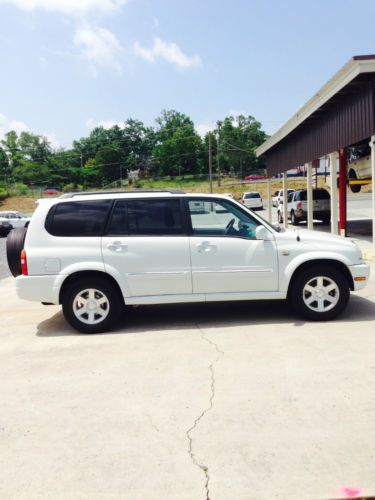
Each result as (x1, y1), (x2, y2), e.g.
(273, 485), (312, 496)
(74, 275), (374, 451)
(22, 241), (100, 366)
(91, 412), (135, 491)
(0, 238), (10, 280)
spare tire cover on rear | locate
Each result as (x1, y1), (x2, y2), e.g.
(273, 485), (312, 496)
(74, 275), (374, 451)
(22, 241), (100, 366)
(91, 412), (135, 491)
(6, 227), (27, 277)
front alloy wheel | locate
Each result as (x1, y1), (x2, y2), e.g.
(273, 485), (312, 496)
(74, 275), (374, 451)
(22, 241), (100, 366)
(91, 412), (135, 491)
(289, 265), (350, 321)
(302, 276), (339, 313)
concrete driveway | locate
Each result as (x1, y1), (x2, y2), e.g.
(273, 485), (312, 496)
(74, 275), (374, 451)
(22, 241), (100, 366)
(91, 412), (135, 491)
(1, 269), (375, 500)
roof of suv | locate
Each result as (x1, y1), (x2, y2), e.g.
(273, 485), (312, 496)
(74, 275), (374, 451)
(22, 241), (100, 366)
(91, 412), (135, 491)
(37, 190), (235, 205)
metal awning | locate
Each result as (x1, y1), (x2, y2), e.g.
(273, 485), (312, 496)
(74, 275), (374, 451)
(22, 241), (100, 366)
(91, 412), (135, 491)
(256, 55), (375, 176)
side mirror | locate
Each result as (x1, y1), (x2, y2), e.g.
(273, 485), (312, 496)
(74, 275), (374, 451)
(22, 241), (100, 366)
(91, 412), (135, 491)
(255, 225), (273, 241)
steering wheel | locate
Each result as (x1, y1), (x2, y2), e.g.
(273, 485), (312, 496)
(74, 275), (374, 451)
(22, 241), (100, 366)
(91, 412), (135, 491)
(225, 218), (236, 234)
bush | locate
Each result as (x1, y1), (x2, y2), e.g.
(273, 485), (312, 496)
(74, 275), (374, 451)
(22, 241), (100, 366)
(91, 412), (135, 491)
(133, 180), (144, 188)
(63, 183), (76, 192)
(8, 183), (30, 196)
(0, 187), (8, 201)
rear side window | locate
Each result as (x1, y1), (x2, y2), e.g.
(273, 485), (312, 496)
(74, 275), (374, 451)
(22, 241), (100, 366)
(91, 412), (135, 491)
(108, 199), (183, 236)
(46, 200), (112, 236)
(299, 190), (330, 201)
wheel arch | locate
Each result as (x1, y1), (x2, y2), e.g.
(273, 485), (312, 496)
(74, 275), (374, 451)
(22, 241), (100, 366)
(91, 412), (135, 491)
(287, 259), (354, 298)
(59, 270), (124, 305)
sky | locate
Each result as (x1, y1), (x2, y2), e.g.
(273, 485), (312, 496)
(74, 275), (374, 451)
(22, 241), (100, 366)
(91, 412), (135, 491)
(1, 0), (375, 149)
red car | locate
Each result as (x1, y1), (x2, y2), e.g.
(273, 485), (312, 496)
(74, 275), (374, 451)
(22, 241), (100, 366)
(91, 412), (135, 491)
(43, 187), (61, 196)
(244, 174), (266, 181)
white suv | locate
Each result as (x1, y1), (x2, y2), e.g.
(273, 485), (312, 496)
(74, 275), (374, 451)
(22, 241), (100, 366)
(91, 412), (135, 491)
(278, 189), (331, 225)
(8, 190), (369, 333)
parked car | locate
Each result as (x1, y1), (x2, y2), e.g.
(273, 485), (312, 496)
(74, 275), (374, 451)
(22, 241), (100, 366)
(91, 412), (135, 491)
(272, 189), (295, 207)
(244, 174), (266, 181)
(43, 187), (61, 196)
(0, 211), (31, 228)
(240, 191), (263, 210)
(0, 220), (12, 237)
(7, 189), (369, 333)
(278, 188), (331, 225)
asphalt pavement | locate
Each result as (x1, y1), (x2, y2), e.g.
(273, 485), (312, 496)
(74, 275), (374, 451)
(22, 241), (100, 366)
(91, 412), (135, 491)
(1, 263), (375, 499)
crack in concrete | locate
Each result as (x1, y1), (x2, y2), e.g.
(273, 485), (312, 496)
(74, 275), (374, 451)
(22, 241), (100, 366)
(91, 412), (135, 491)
(186, 324), (224, 500)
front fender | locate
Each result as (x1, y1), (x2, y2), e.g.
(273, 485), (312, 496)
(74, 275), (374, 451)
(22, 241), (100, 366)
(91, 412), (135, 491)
(280, 251), (352, 292)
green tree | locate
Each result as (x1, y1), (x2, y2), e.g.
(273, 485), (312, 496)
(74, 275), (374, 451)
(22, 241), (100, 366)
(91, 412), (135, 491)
(152, 110), (203, 177)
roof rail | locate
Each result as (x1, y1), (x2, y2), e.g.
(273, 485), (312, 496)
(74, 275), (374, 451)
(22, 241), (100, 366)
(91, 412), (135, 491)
(59, 189), (186, 198)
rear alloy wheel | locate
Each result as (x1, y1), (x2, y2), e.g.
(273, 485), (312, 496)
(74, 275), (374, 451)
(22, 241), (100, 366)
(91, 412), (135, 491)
(289, 265), (350, 321)
(291, 211), (299, 225)
(62, 277), (123, 333)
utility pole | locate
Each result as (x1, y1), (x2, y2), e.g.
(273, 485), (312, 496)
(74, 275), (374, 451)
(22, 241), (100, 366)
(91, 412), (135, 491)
(208, 132), (213, 193)
(217, 121), (222, 186)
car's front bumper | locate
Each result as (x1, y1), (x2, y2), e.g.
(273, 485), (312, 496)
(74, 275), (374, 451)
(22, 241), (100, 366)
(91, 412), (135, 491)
(16, 275), (60, 304)
(349, 263), (370, 290)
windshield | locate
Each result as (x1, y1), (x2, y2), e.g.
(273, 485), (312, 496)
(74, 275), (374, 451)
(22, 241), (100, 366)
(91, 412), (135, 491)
(244, 193), (260, 199)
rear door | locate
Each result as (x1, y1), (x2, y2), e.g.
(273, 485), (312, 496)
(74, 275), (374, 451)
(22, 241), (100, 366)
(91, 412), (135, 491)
(101, 198), (192, 297)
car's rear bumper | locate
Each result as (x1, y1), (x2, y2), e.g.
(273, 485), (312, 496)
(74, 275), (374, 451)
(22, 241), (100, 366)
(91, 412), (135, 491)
(16, 275), (60, 304)
(297, 209), (331, 220)
(349, 263), (370, 290)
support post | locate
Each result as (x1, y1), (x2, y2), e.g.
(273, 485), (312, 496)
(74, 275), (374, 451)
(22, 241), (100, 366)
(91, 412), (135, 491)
(329, 152), (338, 235)
(339, 148), (347, 237)
(282, 173), (288, 228)
(208, 133), (213, 193)
(267, 177), (272, 223)
(306, 161), (313, 231)
(370, 135), (375, 251)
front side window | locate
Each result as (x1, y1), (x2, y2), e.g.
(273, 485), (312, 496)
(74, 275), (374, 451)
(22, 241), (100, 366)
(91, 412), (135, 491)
(46, 200), (112, 236)
(188, 199), (260, 239)
(127, 199), (183, 236)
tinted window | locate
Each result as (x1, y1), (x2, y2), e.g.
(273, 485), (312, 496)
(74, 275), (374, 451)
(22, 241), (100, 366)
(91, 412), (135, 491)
(128, 199), (183, 235)
(299, 190), (330, 201)
(244, 193), (260, 199)
(47, 200), (111, 236)
(108, 200), (127, 235)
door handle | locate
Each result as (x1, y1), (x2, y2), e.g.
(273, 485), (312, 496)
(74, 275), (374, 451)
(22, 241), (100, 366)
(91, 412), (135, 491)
(196, 241), (217, 253)
(107, 241), (128, 252)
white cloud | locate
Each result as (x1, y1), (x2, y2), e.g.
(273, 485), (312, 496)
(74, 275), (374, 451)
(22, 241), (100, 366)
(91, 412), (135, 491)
(0, 113), (30, 137)
(74, 24), (122, 72)
(133, 37), (201, 70)
(0, 0), (127, 15)
(0, 114), (62, 150)
(86, 118), (125, 130)
(196, 122), (215, 137)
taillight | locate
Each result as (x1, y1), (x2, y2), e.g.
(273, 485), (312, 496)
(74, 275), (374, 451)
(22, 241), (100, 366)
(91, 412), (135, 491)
(21, 249), (28, 276)
(297, 201), (302, 210)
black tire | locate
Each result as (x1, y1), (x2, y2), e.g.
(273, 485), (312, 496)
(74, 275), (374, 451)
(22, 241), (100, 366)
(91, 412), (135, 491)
(291, 211), (299, 225)
(288, 265), (350, 321)
(6, 227), (27, 277)
(349, 169), (361, 193)
(62, 277), (124, 333)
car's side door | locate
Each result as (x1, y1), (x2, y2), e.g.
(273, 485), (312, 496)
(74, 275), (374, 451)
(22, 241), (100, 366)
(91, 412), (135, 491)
(187, 198), (278, 294)
(101, 198), (192, 298)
